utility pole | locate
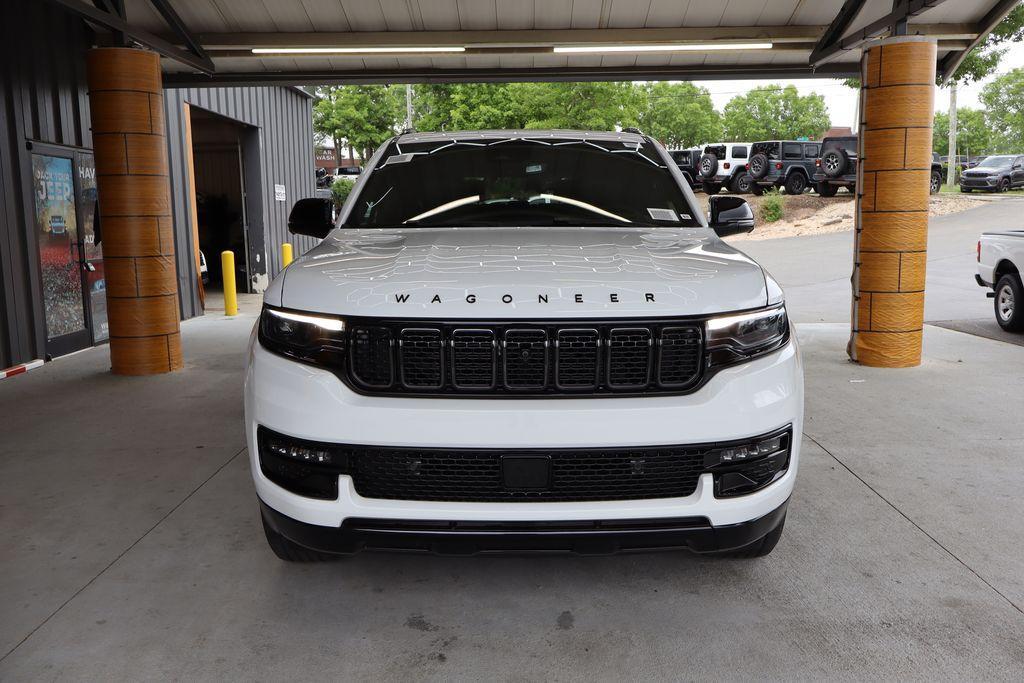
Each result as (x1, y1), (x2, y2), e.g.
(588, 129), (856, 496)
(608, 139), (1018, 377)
(946, 81), (958, 186)
(405, 83), (414, 130)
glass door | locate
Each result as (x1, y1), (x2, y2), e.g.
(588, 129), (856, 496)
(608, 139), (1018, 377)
(77, 152), (108, 343)
(30, 146), (96, 357)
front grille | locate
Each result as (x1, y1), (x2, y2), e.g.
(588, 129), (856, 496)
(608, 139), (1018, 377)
(348, 445), (706, 502)
(347, 320), (704, 396)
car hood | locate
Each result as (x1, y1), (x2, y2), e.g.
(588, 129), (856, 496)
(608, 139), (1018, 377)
(274, 227), (769, 318)
(964, 167), (1004, 176)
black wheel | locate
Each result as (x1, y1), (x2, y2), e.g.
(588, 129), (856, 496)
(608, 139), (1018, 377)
(784, 172), (807, 195)
(817, 182), (838, 197)
(703, 182), (722, 195)
(995, 274), (1024, 332)
(732, 172), (753, 194)
(698, 153), (719, 179)
(262, 516), (336, 562)
(748, 153), (770, 180)
(999, 177), (1011, 193)
(718, 515), (786, 558)
(930, 170), (942, 195)
(749, 183), (765, 196)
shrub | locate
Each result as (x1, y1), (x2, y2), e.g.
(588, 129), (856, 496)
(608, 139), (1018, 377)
(760, 188), (784, 223)
(331, 177), (356, 209)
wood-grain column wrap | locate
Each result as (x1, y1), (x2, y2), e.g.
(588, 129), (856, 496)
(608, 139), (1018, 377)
(850, 37), (936, 368)
(86, 48), (182, 375)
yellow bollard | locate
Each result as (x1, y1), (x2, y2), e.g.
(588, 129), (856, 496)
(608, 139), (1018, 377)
(221, 251), (237, 316)
(281, 242), (293, 267)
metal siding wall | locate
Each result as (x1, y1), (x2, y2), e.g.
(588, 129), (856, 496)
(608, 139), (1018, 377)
(0, 3), (93, 367)
(163, 86), (315, 320)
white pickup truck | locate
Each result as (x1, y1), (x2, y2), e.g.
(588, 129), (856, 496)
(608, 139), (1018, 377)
(977, 230), (1024, 331)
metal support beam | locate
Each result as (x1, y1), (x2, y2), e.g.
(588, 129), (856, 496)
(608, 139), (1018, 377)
(42, 0), (215, 73)
(163, 62), (861, 88)
(809, 0), (867, 65)
(938, 0), (1020, 84)
(811, 0), (950, 67)
(144, 0), (212, 70)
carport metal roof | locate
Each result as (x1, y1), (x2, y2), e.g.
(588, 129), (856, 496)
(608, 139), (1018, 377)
(48, 0), (1019, 86)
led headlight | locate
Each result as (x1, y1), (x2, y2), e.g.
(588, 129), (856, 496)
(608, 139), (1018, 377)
(258, 306), (348, 368)
(706, 304), (789, 367)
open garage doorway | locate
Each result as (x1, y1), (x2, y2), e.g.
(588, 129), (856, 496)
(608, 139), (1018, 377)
(187, 107), (260, 306)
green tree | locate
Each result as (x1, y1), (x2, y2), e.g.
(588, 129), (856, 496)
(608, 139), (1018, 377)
(313, 85), (403, 160)
(932, 108), (992, 157)
(414, 84), (527, 131)
(721, 85), (830, 141)
(517, 82), (644, 130)
(981, 68), (1024, 151)
(636, 82), (722, 148)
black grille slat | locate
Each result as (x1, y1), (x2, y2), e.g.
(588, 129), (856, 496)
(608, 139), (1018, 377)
(503, 329), (548, 389)
(556, 329), (601, 389)
(607, 328), (652, 388)
(658, 327), (702, 387)
(350, 327), (393, 387)
(398, 328), (444, 388)
(451, 329), (496, 388)
(345, 320), (705, 396)
(349, 446), (705, 502)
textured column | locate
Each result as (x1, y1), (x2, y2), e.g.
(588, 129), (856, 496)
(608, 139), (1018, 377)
(87, 48), (182, 375)
(850, 37), (936, 368)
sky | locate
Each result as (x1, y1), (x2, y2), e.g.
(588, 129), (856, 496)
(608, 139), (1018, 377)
(694, 41), (1024, 129)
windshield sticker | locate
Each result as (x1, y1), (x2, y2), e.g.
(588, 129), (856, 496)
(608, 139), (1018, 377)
(648, 208), (679, 222)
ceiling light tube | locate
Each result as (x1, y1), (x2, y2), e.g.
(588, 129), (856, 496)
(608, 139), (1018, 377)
(553, 42), (772, 54)
(251, 46), (466, 55)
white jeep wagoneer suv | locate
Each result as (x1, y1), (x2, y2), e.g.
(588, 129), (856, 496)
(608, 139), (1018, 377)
(246, 129), (803, 561)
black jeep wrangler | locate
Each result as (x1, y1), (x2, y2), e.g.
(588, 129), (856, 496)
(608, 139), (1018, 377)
(668, 148), (702, 191)
(813, 136), (943, 196)
(746, 140), (819, 195)
(813, 136), (857, 196)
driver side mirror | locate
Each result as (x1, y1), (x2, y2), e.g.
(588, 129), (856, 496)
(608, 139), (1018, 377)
(708, 195), (755, 237)
(288, 197), (334, 239)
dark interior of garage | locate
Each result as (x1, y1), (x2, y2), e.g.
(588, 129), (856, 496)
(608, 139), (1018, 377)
(189, 107), (251, 297)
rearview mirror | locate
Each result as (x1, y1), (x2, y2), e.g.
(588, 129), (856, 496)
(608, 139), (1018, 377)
(288, 197), (334, 239)
(708, 195), (755, 237)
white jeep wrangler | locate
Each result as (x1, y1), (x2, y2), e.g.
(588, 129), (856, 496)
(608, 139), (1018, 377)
(246, 130), (803, 561)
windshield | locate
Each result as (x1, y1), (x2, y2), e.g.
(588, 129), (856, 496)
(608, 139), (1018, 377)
(343, 137), (700, 229)
(975, 155), (1013, 169)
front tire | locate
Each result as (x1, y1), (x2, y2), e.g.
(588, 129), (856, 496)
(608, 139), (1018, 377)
(930, 170), (942, 194)
(784, 173), (807, 195)
(749, 183), (765, 196)
(995, 274), (1024, 332)
(816, 182), (838, 197)
(263, 516), (336, 562)
(703, 182), (722, 195)
(731, 173), (753, 194)
(999, 178), (1011, 193)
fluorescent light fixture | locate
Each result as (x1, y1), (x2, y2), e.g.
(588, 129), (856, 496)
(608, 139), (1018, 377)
(553, 42), (772, 54)
(251, 46), (465, 55)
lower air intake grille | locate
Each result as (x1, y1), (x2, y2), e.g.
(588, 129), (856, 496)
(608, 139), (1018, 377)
(349, 446), (706, 502)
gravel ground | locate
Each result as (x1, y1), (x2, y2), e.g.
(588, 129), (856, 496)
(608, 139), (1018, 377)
(703, 191), (993, 241)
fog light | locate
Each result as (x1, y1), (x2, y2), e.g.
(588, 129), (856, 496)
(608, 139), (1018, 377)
(704, 432), (787, 468)
(257, 427), (350, 500)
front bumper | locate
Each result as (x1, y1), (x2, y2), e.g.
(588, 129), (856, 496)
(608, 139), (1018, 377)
(261, 497), (790, 556)
(961, 176), (997, 189)
(245, 327), (803, 536)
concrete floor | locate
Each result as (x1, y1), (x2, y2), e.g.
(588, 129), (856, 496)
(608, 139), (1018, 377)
(3, 204), (1024, 679)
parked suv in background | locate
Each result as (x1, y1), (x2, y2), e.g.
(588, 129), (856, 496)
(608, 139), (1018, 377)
(698, 143), (753, 194)
(668, 147), (703, 191)
(960, 155), (1024, 193)
(747, 141), (819, 195)
(813, 136), (857, 196)
(249, 129), (802, 561)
